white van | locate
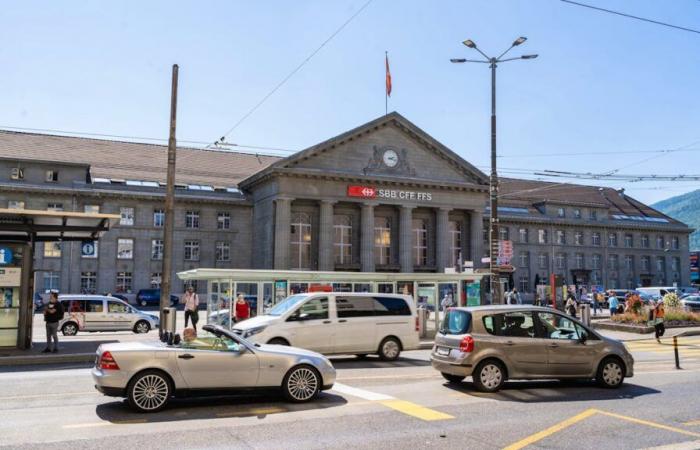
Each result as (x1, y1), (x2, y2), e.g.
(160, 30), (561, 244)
(232, 292), (419, 360)
(635, 287), (677, 300)
(57, 295), (160, 336)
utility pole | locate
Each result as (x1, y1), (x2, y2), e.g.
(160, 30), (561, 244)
(451, 37), (537, 304)
(160, 64), (178, 335)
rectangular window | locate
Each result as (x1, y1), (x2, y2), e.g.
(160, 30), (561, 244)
(573, 208), (581, 219)
(657, 235), (665, 249)
(557, 208), (565, 218)
(44, 242), (61, 258)
(150, 272), (162, 288)
(80, 272), (97, 294)
(184, 240), (200, 261)
(217, 212), (231, 230)
(333, 215), (352, 265)
(519, 251), (529, 267)
(374, 296), (411, 316)
(575, 253), (584, 269)
(291, 297), (329, 321)
(538, 229), (548, 244)
(538, 253), (548, 269)
(641, 235), (650, 248)
(374, 217), (391, 265)
(592, 254), (601, 270)
(592, 232), (601, 246)
(47, 203), (63, 211)
(499, 227), (509, 241)
(86, 299), (104, 313)
(624, 234), (633, 248)
(117, 238), (134, 259)
(555, 253), (566, 270)
(574, 231), (584, 246)
(116, 272), (132, 293)
(590, 210), (597, 221)
(672, 237), (679, 250)
(608, 254), (619, 270)
(43, 271), (60, 292)
(625, 255), (634, 271)
(641, 256), (651, 272)
(412, 219), (428, 266)
(608, 233), (618, 247)
(519, 276), (530, 294)
(556, 230), (565, 245)
(290, 213), (311, 270)
(45, 170), (58, 182)
(151, 239), (163, 260)
(518, 228), (528, 244)
(216, 241), (231, 262)
(119, 207), (134, 226)
(449, 221), (462, 267)
(8, 200), (25, 209)
(336, 296), (375, 318)
(671, 257), (680, 272)
(153, 209), (165, 227)
(656, 256), (665, 272)
(185, 211), (200, 229)
(84, 205), (100, 214)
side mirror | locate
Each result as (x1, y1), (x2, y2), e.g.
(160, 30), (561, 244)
(579, 332), (588, 344)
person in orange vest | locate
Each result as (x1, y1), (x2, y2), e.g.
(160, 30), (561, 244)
(653, 300), (665, 342)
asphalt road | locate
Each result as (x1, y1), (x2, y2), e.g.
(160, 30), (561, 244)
(2, 343), (700, 450)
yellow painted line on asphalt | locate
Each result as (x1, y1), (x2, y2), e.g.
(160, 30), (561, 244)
(379, 399), (454, 421)
(684, 419), (700, 426)
(596, 410), (700, 438)
(215, 406), (286, 417)
(502, 408), (598, 450)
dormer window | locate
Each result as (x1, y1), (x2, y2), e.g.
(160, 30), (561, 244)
(45, 170), (58, 182)
(11, 167), (24, 180)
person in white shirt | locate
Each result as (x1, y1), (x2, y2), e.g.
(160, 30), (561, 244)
(182, 286), (200, 331)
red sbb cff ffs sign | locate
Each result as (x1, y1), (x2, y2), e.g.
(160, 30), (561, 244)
(347, 185), (376, 199)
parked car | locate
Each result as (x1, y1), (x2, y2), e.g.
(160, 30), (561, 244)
(92, 324), (336, 412)
(635, 287), (677, 300)
(58, 295), (159, 336)
(430, 305), (634, 392)
(680, 295), (700, 312)
(232, 292), (420, 360)
(135, 289), (179, 308)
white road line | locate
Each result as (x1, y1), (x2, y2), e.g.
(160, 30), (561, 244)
(331, 382), (394, 401)
(640, 439), (700, 450)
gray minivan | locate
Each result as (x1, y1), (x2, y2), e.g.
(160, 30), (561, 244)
(430, 305), (634, 392)
(58, 295), (160, 336)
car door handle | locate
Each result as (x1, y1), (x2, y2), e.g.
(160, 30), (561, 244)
(338, 319), (347, 323)
(548, 343), (559, 348)
(178, 354), (195, 360)
(323, 320), (332, 324)
(504, 341), (515, 346)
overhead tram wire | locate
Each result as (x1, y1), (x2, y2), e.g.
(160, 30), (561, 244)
(560, 0), (700, 35)
(211, 0), (374, 148)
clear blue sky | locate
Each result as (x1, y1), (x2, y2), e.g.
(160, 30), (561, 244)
(1, 0), (699, 204)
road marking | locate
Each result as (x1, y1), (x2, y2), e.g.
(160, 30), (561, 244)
(338, 373), (439, 381)
(640, 440), (700, 450)
(62, 418), (147, 429)
(331, 382), (452, 421)
(503, 409), (700, 450)
(502, 408), (598, 450)
(684, 420), (700, 426)
(215, 406), (286, 417)
(379, 399), (454, 421)
(331, 382), (393, 401)
(0, 391), (96, 401)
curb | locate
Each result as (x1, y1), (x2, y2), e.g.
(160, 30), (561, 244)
(0, 352), (95, 367)
(418, 342), (434, 350)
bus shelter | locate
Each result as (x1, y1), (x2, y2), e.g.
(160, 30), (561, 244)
(0, 208), (119, 349)
(177, 268), (487, 338)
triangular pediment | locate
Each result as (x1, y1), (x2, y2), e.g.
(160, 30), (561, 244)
(253, 112), (488, 187)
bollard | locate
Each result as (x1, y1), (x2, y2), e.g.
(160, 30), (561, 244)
(673, 336), (680, 369)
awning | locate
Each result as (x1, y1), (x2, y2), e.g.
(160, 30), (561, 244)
(0, 208), (120, 242)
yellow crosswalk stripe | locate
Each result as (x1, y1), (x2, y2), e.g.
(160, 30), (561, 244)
(379, 399), (454, 421)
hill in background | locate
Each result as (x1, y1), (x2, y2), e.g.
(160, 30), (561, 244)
(652, 190), (700, 250)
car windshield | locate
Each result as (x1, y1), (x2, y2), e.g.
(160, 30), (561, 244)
(176, 328), (249, 352)
(268, 294), (308, 316)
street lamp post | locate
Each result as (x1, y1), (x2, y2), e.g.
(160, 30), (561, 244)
(451, 37), (537, 304)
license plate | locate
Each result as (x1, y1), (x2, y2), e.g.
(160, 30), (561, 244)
(436, 346), (450, 356)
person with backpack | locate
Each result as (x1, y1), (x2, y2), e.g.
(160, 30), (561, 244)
(43, 292), (64, 353)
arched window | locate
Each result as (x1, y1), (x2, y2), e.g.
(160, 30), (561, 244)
(333, 215), (352, 264)
(290, 213), (311, 270)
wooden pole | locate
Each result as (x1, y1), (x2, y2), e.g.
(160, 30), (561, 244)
(160, 64), (178, 336)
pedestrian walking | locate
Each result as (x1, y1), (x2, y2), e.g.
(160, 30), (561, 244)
(653, 300), (666, 342)
(43, 292), (64, 353)
(565, 294), (577, 318)
(608, 291), (619, 317)
(593, 292), (602, 316)
(182, 286), (200, 331)
(441, 293), (454, 311)
(234, 293), (250, 323)
(506, 288), (521, 305)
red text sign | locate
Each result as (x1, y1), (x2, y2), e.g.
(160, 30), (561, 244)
(347, 185), (377, 199)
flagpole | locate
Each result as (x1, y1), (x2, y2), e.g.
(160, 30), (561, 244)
(385, 51), (388, 115)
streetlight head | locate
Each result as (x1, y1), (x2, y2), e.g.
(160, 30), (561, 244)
(521, 54), (538, 59)
(462, 39), (476, 49)
(450, 58), (467, 63)
(513, 36), (527, 46)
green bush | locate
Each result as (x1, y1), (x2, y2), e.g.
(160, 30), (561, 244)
(663, 292), (681, 308)
(611, 312), (647, 324)
(664, 308), (700, 323)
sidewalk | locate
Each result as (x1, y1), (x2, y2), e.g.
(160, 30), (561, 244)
(0, 339), (111, 366)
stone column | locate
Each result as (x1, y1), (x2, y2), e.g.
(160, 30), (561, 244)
(436, 208), (450, 272)
(318, 200), (335, 271)
(360, 203), (375, 272)
(400, 206), (414, 273)
(470, 210), (484, 268)
(274, 197), (293, 270)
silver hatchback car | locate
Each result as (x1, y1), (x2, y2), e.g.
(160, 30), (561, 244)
(431, 306), (634, 392)
(58, 295), (159, 336)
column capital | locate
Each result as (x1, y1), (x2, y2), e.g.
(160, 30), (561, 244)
(275, 196), (295, 203)
(319, 199), (337, 206)
(437, 206), (452, 213)
(362, 201), (378, 208)
(400, 204), (415, 211)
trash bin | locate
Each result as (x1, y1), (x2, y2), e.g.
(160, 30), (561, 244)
(579, 304), (591, 326)
(162, 307), (177, 334)
(418, 307), (429, 338)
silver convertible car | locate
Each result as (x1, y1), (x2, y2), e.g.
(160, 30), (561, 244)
(92, 324), (336, 413)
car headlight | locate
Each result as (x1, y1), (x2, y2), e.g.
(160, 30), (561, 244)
(244, 326), (267, 338)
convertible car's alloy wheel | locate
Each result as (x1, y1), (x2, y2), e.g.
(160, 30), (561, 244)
(129, 372), (170, 412)
(284, 366), (319, 402)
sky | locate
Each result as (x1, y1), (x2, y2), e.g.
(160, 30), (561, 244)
(1, 0), (700, 204)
